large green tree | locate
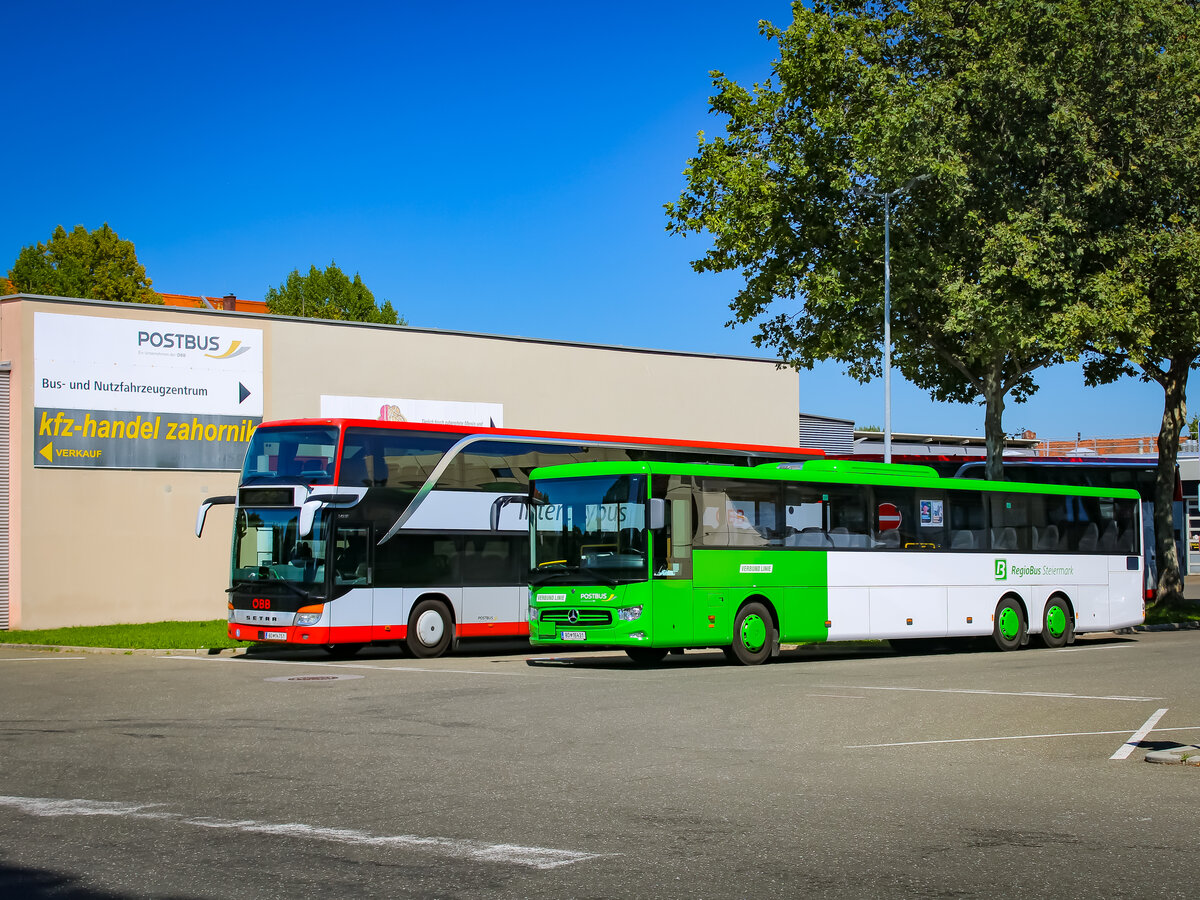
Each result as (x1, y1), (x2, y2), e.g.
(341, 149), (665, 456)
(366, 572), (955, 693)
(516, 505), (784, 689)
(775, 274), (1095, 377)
(8, 224), (162, 304)
(265, 262), (404, 325)
(666, 0), (1142, 480)
(1074, 0), (1200, 604)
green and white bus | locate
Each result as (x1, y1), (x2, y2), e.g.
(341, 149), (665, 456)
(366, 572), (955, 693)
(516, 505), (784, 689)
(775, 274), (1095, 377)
(524, 459), (1145, 664)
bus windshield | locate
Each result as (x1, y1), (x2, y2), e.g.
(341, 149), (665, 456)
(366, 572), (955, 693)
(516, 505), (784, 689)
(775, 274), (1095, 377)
(232, 507), (327, 587)
(531, 475), (648, 584)
(241, 426), (340, 484)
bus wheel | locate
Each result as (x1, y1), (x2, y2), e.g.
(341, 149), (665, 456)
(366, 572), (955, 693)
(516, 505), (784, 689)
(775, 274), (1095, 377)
(992, 597), (1026, 652)
(625, 647), (668, 665)
(728, 601), (774, 666)
(407, 599), (453, 658)
(1039, 597), (1074, 649)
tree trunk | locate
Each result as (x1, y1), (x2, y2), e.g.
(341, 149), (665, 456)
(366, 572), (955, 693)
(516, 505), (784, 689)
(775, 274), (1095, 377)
(983, 361), (1006, 481)
(1151, 357), (1189, 607)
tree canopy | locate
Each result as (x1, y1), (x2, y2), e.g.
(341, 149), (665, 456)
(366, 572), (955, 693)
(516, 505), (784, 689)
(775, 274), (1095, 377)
(265, 262), (404, 325)
(1074, 0), (1200, 602)
(666, 0), (1177, 478)
(8, 224), (162, 304)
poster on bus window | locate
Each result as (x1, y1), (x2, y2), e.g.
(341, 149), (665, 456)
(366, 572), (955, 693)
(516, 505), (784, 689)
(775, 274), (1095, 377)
(920, 499), (944, 527)
(320, 394), (503, 428)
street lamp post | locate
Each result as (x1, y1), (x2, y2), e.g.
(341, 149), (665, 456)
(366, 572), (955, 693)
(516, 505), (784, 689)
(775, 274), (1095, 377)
(855, 175), (928, 464)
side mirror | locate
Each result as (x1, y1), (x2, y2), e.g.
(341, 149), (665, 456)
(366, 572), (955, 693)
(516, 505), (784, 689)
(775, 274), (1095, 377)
(298, 491), (363, 538)
(649, 498), (666, 531)
(195, 496), (235, 537)
(490, 494), (546, 531)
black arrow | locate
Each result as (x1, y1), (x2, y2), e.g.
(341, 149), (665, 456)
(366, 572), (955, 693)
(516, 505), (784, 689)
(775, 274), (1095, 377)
(239, 383), (251, 404)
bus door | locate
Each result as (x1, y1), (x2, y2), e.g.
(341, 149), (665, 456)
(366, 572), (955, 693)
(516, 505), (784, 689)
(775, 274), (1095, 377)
(328, 521), (374, 644)
(460, 534), (526, 637)
(652, 475), (695, 643)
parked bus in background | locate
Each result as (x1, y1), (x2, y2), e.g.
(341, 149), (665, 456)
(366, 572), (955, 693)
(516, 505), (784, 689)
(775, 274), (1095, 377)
(847, 451), (1175, 601)
(195, 419), (820, 657)
(524, 458), (1145, 664)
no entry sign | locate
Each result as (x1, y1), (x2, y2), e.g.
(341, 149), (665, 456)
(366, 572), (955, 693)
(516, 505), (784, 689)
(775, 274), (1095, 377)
(878, 502), (902, 530)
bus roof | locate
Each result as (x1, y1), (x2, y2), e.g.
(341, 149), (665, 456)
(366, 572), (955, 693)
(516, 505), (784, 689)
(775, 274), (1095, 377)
(528, 458), (1143, 500)
(252, 417), (825, 459)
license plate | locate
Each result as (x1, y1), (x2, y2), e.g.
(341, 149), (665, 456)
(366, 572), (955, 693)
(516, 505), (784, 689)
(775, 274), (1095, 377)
(560, 631), (586, 641)
(260, 631), (288, 641)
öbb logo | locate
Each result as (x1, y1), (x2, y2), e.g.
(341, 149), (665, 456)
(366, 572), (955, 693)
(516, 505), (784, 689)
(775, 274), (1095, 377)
(251, 598), (271, 610)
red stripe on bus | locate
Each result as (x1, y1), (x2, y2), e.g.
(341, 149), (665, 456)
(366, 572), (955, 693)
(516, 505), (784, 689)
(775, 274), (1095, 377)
(256, 417), (822, 459)
(456, 622), (529, 638)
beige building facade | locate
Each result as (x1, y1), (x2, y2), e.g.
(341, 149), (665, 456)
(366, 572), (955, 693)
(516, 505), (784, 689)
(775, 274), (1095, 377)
(1, 293), (801, 630)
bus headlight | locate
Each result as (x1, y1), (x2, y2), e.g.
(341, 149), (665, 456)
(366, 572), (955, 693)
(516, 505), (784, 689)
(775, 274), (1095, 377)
(618, 606), (643, 622)
(528, 606), (538, 622)
(295, 612), (322, 627)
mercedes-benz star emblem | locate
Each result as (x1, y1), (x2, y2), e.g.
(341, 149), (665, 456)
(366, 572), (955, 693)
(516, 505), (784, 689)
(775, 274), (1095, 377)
(567, 609), (579, 624)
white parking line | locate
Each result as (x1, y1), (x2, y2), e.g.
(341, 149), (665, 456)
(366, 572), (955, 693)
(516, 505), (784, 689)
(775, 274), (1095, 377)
(0, 796), (609, 870)
(0, 657), (86, 662)
(159, 654), (609, 679)
(1056, 644), (1131, 653)
(820, 684), (1162, 702)
(1110, 708), (1170, 760)
(848, 724), (1199, 750)
(160, 655), (520, 676)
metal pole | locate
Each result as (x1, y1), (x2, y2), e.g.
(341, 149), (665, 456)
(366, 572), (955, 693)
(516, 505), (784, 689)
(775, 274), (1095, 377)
(883, 192), (892, 465)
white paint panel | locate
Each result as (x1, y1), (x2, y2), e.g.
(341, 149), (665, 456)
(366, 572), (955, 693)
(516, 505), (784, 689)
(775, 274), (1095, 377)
(827, 551), (1126, 638)
(461, 585), (525, 628)
(332, 586), (374, 632)
(870, 586), (947, 638)
(946, 587), (1002, 637)
(826, 587), (870, 640)
(403, 490), (525, 532)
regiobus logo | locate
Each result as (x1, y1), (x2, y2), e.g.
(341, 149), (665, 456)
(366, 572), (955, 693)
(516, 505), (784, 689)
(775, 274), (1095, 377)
(994, 559), (1007, 581)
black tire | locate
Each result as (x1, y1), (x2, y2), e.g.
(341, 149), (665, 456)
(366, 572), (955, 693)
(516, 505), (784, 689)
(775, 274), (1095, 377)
(406, 598), (453, 658)
(728, 601), (775, 666)
(992, 597), (1026, 652)
(1038, 596), (1074, 649)
(625, 647), (668, 665)
(322, 643), (366, 658)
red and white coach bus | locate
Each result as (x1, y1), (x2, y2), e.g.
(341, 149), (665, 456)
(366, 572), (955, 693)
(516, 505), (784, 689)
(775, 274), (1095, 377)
(196, 419), (820, 657)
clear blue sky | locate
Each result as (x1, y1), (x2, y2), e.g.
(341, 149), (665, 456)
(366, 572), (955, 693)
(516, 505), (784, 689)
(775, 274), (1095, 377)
(3, 1), (1190, 442)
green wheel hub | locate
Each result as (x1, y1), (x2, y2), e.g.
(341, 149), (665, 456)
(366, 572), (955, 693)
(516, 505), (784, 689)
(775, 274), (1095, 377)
(1046, 604), (1067, 638)
(740, 614), (767, 652)
(998, 606), (1021, 641)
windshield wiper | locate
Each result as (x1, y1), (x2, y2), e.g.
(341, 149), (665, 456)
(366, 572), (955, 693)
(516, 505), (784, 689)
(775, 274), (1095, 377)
(530, 566), (618, 588)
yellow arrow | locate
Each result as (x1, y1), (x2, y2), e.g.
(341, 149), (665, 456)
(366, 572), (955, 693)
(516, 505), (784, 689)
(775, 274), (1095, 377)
(39, 442), (52, 463)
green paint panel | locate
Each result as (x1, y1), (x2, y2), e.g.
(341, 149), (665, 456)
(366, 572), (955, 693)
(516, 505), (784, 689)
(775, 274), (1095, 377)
(692, 549), (830, 644)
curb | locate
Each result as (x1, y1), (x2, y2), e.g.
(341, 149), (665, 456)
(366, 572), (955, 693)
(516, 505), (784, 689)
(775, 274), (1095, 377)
(1145, 745), (1200, 766)
(0, 643), (247, 656)
(1115, 621), (1200, 634)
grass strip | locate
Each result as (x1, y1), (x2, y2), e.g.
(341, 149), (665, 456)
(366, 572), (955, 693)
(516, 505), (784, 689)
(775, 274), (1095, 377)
(0, 619), (242, 650)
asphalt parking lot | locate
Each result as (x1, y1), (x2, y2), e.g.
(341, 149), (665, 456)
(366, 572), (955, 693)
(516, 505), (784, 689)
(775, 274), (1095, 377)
(1, 631), (1198, 899)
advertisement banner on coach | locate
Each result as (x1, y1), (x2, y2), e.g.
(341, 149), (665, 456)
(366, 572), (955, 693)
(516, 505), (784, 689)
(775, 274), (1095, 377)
(33, 312), (264, 470)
